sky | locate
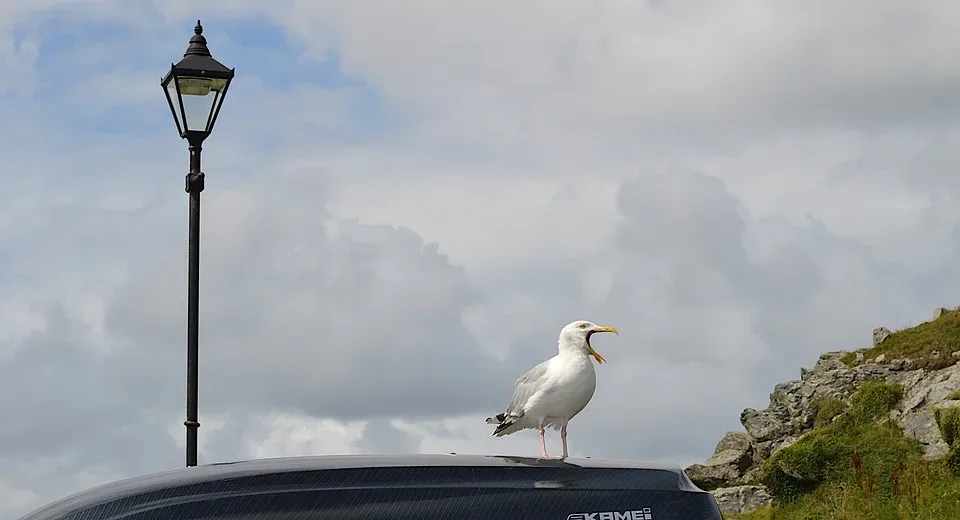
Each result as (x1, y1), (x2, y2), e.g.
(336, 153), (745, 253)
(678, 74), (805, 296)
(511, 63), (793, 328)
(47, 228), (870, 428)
(3, 0), (960, 516)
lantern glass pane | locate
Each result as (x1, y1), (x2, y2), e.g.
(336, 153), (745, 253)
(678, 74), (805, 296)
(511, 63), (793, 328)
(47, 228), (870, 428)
(165, 81), (185, 136)
(178, 76), (228, 133)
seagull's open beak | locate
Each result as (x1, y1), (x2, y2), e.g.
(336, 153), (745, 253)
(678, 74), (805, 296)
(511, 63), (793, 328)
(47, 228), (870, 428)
(586, 326), (618, 364)
(587, 346), (606, 364)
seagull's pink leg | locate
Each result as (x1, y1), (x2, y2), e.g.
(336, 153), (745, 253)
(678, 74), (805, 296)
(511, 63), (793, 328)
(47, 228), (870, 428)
(539, 424), (549, 458)
(560, 419), (569, 460)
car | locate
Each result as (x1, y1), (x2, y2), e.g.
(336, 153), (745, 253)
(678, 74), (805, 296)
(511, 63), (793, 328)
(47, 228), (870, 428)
(18, 454), (724, 520)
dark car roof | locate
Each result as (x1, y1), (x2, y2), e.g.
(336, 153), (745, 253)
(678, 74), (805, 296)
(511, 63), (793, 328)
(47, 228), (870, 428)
(20, 454), (714, 520)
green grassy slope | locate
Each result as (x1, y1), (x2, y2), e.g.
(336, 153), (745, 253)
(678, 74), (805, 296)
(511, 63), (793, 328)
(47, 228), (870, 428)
(841, 309), (960, 370)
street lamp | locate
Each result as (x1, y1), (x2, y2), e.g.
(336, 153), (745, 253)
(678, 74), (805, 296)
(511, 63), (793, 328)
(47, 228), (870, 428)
(161, 20), (234, 468)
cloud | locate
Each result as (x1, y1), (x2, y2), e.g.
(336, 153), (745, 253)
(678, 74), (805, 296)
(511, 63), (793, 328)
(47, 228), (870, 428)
(357, 418), (420, 455)
(0, 303), (179, 519)
(241, 0), (960, 149)
(103, 169), (516, 421)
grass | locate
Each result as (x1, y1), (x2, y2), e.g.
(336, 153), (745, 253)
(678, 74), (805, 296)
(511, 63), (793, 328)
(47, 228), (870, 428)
(727, 507), (774, 519)
(840, 309), (960, 370)
(730, 460), (960, 519)
(812, 397), (846, 429)
(722, 381), (960, 519)
(935, 407), (960, 449)
(934, 407), (960, 480)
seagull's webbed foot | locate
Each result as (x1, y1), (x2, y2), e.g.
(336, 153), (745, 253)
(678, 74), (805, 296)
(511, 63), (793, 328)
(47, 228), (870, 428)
(536, 455), (567, 461)
(535, 423), (569, 461)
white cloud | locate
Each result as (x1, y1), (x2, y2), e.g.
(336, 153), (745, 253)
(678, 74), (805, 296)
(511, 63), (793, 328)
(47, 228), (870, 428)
(247, 414), (366, 459)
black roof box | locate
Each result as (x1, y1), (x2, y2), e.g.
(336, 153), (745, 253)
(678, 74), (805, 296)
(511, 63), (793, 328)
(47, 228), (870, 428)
(19, 454), (723, 520)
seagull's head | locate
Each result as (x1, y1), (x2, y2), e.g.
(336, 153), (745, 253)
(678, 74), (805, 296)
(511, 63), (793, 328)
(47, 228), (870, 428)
(559, 320), (618, 364)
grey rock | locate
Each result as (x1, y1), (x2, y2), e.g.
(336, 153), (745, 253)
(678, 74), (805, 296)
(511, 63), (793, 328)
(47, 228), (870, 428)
(684, 431), (756, 490)
(886, 369), (925, 390)
(856, 363), (892, 379)
(771, 380), (803, 406)
(710, 485), (773, 515)
(685, 448), (754, 491)
(770, 435), (800, 457)
(902, 385), (930, 412)
(752, 440), (774, 463)
(873, 327), (892, 347)
(740, 408), (789, 442)
(714, 431), (752, 455)
(814, 351), (849, 372)
(923, 369), (960, 403)
(740, 465), (763, 485)
(897, 408), (950, 460)
(900, 365), (960, 411)
(875, 353), (887, 363)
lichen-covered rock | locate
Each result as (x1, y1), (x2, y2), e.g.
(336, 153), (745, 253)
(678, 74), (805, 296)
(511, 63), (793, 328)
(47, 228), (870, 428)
(887, 368), (925, 390)
(897, 408), (950, 459)
(684, 452), (751, 491)
(740, 465), (763, 484)
(890, 358), (909, 370)
(710, 485), (773, 515)
(873, 327), (892, 346)
(684, 432), (755, 490)
(714, 430), (752, 454)
(740, 408), (789, 442)
(899, 369), (946, 402)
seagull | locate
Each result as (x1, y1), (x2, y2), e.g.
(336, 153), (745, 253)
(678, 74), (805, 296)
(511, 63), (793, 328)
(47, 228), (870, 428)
(485, 320), (618, 460)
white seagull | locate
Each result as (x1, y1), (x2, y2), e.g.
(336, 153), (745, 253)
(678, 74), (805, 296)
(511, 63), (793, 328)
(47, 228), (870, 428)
(485, 320), (618, 460)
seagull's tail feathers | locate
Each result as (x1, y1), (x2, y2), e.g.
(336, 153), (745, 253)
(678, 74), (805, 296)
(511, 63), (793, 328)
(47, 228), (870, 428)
(487, 413), (523, 437)
(485, 413), (506, 425)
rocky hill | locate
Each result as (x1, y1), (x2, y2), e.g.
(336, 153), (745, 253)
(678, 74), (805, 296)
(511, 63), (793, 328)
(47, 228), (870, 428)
(686, 306), (960, 517)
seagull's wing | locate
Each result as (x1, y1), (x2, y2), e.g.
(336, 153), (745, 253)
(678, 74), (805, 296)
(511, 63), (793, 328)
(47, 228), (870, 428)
(485, 359), (554, 435)
(506, 360), (553, 416)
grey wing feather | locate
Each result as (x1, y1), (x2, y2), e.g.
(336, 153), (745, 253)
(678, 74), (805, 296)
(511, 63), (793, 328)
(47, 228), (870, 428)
(503, 360), (552, 417)
(485, 360), (554, 434)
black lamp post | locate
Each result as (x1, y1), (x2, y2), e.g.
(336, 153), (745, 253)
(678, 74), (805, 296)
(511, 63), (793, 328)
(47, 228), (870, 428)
(161, 20), (234, 468)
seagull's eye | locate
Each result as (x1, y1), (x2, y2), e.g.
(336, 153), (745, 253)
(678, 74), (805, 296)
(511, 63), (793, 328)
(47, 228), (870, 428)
(578, 323), (587, 329)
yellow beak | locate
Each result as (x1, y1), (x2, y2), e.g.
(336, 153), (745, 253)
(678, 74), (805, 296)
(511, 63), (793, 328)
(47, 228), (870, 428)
(587, 326), (618, 364)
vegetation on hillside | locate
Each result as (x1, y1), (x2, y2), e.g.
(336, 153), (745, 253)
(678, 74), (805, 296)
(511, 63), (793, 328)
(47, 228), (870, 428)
(723, 381), (960, 519)
(841, 308), (960, 370)
(810, 396), (845, 429)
